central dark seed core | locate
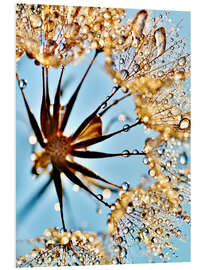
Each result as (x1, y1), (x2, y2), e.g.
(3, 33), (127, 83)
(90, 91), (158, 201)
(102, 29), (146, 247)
(45, 135), (71, 161)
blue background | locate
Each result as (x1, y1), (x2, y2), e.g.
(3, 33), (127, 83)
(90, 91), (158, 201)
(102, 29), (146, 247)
(16, 8), (190, 263)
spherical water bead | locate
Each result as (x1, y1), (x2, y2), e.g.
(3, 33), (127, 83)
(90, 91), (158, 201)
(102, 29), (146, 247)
(121, 181), (130, 191)
(97, 194), (103, 201)
(178, 56), (186, 66)
(101, 102), (107, 109)
(112, 85), (119, 94)
(119, 58), (125, 65)
(121, 69), (129, 80)
(123, 124), (130, 132)
(132, 149), (139, 154)
(110, 204), (116, 211)
(19, 79), (27, 89)
(30, 14), (42, 28)
(143, 157), (149, 164)
(122, 150), (130, 157)
(120, 247), (127, 258)
(112, 257), (120, 264)
(179, 118), (190, 129)
(134, 64), (141, 73)
(123, 227), (129, 234)
(179, 152), (188, 165)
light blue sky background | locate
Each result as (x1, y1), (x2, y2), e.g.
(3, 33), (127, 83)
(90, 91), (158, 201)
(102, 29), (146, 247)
(16, 8), (190, 263)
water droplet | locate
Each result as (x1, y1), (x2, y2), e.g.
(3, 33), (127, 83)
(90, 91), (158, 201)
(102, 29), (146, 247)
(121, 181), (130, 191)
(123, 226), (129, 234)
(122, 150), (130, 157)
(19, 79), (27, 89)
(112, 85), (118, 94)
(97, 194), (103, 201)
(179, 118), (190, 129)
(178, 56), (186, 66)
(121, 69), (129, 80)
(119, 58), (125, 65)
(30, 14), (42, 28)
(134, 64), (141, 73)
(123, 124), (130, 132)
(101, 102), (107, 109)
(143, 157), (149, 164)
(132, 149), (139, 154)
(112, 257), (120, 264)
(154, 27), (166, 57)
(110, 204), (116, 211)
(121, 248), (127, 258)
(179, 152), (188, 165)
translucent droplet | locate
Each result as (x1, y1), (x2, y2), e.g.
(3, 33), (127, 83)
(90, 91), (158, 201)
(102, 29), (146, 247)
(30, 14), (42, 28)
(179, 152), (188, 165)
(178, 56), (186, 66)
(121, 69), (129, 80)
(110, 204), (116, 211)
(143, 157), (149, 164)
(97, 194), (103, 201)
(179, 118), (190, 129)
(122, 150), (130, 157)
(112, 85), (118, 94)
(154, 27), (166, 57)
(132, 149), (139, 154)
(123, 226), (129, 234)
(123, 124), (130, 132)
(134, 63), (141, 73)
(101, 102), (107, 109)
(112, 257), (120, 264)
(19, 79), (27, 89)
(119, 58), (125, 65)
(121, 181), (130, 191)
(121, 248), (127, 258)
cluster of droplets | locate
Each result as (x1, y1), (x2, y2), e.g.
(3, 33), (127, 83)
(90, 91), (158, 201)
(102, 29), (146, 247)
(135, 78), (190, 141)
(16, 4), (131, 67)
(107, 184), (189, 263)
(143, 136), (191, 209)
(16, 227), (110, 267)
(106, 9), (190, 85)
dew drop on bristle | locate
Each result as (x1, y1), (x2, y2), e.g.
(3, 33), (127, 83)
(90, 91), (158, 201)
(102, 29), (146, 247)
(97, 194), (103, 201)
(179, 118), (190, 129)
(154, 27), (166, 57)
(121, 69), (129, 80)
(122, 181), (130, 191)
(30, 14), (42, 28)
(122, 150), (130, 157)
(178, 56), (186, 66)
(19, 79), (27, 89)
(119, 58), (125, 65)
(123, 124), (130, 132)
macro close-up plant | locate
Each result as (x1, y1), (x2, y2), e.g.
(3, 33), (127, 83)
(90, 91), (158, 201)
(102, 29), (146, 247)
(16, 3), (191, 267)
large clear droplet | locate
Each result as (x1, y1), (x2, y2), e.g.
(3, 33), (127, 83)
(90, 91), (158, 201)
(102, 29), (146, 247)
(178, 56), (186, 66)
(30, 14), (42, 28)
(154, 27), (166, 57)
(121, 69), (129, 80)
(179, 118), (190, 129)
